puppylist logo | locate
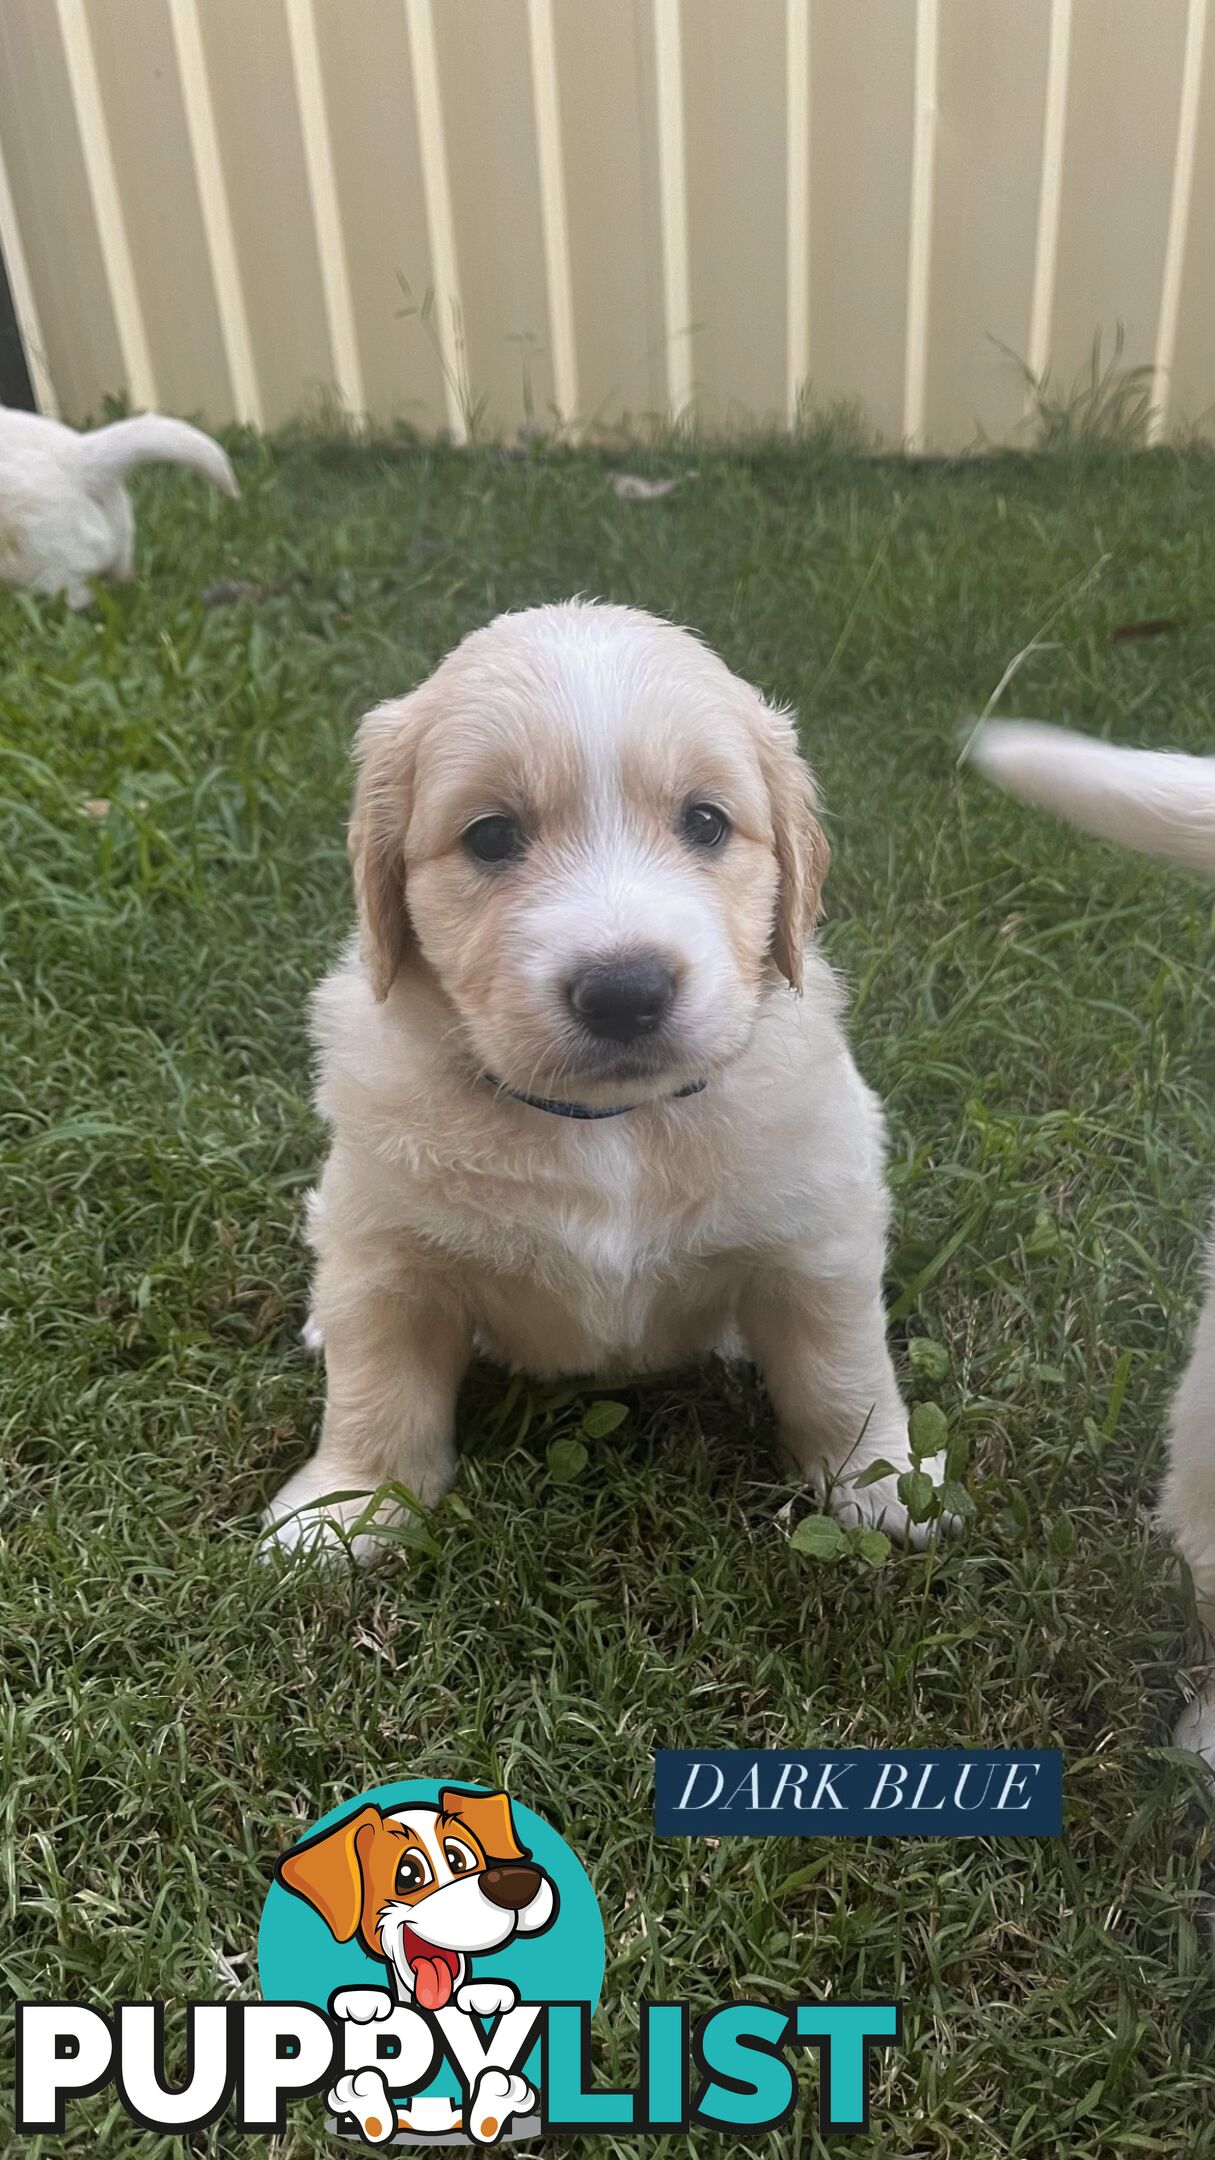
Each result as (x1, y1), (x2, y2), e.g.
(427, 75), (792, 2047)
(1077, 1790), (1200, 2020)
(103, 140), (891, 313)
(14, 1776), (902, 2143)
(262, 1780), (595, 2144)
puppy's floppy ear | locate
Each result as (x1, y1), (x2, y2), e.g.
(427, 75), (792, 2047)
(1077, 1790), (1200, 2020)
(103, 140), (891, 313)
(275, 1803), (382, 1942)
(438, 1785), (528, 1864)
(755, 701), (830, 992)
(348, 692), (427, 1001)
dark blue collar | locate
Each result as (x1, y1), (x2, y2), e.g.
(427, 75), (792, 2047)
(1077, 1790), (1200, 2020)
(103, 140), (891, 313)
(483, 1075), (707, 1120)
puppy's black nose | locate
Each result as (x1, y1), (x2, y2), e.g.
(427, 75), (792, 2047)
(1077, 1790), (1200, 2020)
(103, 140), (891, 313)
(481, 1864), (542, 1910)
(567, 958), (676, 1042)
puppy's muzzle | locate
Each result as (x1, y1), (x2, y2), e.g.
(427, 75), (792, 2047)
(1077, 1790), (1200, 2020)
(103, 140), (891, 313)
(567, 955), (676, 1043)
(480, 1864), (543, 1910)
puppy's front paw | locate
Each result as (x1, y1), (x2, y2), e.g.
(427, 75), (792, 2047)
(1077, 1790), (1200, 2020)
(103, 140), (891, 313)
(825, 1449), (959, 1552)
(260, 1464), (380, 1565)
(467, 2067), (535, 2145)
(260, 1457), (436, 1567)
(331, 1986), (395, 2024)
(328, 2067), (397, 2146)
(455, 1979), (518, 2018)
(1174, 1689), (1215, 1771)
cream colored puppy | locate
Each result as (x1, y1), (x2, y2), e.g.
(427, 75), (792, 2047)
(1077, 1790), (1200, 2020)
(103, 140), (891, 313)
(0, 406), (237, 607)
(972, 720), (1215, 1764)
(266, 602), (943, 1558)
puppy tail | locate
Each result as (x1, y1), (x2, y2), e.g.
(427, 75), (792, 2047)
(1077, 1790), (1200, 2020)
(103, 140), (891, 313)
(969, 719), (1215, 878)
(77, 414), (239, 499)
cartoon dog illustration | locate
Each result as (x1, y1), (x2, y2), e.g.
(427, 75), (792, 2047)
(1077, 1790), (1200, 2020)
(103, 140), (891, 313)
(276, 1786), (557, 2145)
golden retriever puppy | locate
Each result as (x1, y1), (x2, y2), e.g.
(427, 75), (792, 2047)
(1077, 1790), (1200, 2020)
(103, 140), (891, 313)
(265, 602), (944, 1557)
(0, 406), (237, 607)
(973, 719), (1215, 1763)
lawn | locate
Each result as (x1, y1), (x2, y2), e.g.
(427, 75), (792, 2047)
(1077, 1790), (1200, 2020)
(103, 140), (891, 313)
(4, 428), (1215, 2156)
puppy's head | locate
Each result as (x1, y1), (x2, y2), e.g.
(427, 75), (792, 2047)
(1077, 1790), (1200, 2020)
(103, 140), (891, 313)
(276, 1788), (557, 2006)
(349, 602), (829, 1106)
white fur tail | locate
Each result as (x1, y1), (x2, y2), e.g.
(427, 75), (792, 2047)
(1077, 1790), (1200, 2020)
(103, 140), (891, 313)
(970, 719), (1215, 878)
(77, 413), (238, 498)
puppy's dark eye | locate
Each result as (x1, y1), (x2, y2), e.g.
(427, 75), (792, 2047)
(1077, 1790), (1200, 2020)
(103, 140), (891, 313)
(443, 1838), (476, 1875)
(680, 801), (731, 850)
(395, 1852), (430, 1895)
(462, 814), (526, 866)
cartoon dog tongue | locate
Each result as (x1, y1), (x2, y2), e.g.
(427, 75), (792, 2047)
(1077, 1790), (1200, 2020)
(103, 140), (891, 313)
(403, 1929), (460, 2010)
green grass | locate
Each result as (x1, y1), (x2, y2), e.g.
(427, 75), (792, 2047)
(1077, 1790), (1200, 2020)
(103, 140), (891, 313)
(4, 429), (1215, 2156)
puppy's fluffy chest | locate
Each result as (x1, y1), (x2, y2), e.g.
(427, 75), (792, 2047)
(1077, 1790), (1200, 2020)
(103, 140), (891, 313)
(381, 1110), (748, 1374)
(312, 949), (878, 1381)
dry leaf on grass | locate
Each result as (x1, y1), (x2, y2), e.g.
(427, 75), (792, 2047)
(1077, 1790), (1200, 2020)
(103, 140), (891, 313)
(201, 571), (312, 609)
(609, 473), (688, 503)
(1110, 618), (1177, 643)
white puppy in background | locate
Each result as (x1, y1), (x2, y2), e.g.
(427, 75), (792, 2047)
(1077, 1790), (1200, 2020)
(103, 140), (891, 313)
(0, 406), (237, 607)
(265, 600), (946, 1559)
(972, 719), (1215, 1763)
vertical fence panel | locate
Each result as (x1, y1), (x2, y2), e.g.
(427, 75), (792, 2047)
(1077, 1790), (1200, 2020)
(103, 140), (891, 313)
(428, 0), (553, 436)
(1049, 0), (1189, 393)
(1168, 6), (1215, 429)
(54, 0), (156, 406)
(82, 0), (231, 421)
(652, 0), (692, 418)
(167, 0), (262, 426)
(304, 0), (448, 436)
(925, 0), (1051, 449)
(0, 97), (57, 412)
(681, 0), (787, 428)
(1150, 0), (1209, 438)
(0, 0), (122, 418)
(283, 0), (366, 422)
(1025, 0), (1073, 399)
(902, 0), (940, 447)
(785, 0), (811, 425)
(195, 0), (333, 428)
(403, 0), (469, 440)
(526, 0), (579, 431)
(807, 0), (916, 444)
(548, 0), (666, 432)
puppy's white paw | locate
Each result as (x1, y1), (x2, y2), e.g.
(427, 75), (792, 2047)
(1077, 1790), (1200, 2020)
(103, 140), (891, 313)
(260, 1454), (449, 1566)
(328, 2067), (397, 2145)
(455, 1979), (518, 2018)
(1175, 1689), (1215, 1771)
(331, 1986), (395, 2024)
(825, 1449), (958, 1552)
(261, 1489), (377, 1565)
(467, 2067), (535, 2145)
(259, 1459), (391, 1566)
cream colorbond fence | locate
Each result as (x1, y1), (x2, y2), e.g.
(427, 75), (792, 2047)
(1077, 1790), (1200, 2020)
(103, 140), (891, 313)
(0, 0), (1212, 448)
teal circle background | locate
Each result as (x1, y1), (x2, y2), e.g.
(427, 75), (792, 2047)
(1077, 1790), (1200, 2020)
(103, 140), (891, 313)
(259, 1779), (604, 2103)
